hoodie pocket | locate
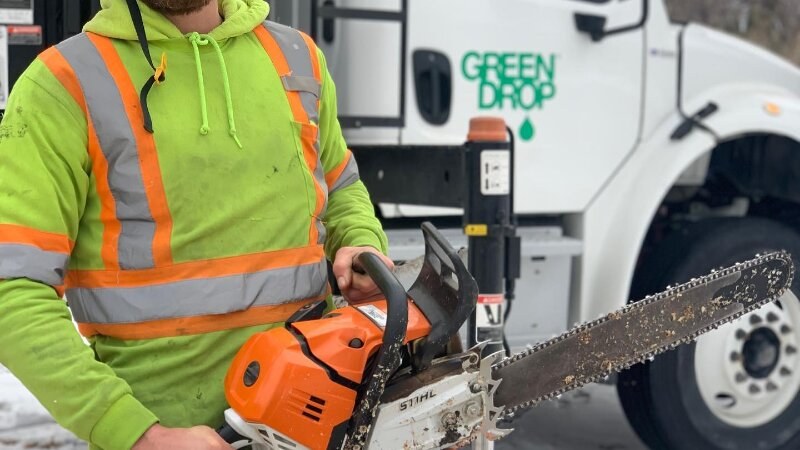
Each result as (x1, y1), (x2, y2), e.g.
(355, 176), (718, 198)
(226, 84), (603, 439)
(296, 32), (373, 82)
(290, 121), (328, 221)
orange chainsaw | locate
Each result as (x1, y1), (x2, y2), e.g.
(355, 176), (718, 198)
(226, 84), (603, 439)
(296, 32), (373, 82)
(217, 222), (793, 450)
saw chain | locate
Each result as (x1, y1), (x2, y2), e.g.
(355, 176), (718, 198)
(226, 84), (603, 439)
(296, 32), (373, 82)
(491, 251), (794, 418)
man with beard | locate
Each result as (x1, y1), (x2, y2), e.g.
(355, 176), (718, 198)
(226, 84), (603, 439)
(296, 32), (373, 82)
(0, 0), (391, 448)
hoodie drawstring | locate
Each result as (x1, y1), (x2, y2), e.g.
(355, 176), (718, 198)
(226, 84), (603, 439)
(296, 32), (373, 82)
(189, 32), (243, 149)
(124, 0), (242, 148)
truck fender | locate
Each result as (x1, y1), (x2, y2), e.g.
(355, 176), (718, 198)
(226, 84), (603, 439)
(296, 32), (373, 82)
(574, 93), (800, 323)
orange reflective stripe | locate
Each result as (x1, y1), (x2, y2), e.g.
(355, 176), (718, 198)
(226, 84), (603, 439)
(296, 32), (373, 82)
(311, 177), (326, 243)
(297, 123), (326, 244)
(41, 44), (122, 270)
(296, 33), (326, 239)
(88, 122), (122, 270)
(253, 26), (289, 75)
(38, 48), (86, 114)
(0, 224), (73, 253)
(77, 297), (326, 340)
(326, 150), (353, 188)
(300, 33), (322, 83)
(253, 26), (309, 124)
(86, 33), (174, 267)
(66, 244), (325, 288)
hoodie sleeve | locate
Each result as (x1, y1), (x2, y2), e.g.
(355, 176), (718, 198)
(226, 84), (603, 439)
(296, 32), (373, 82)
(316, 48), (388, 259)
(0, 60), (157, 449)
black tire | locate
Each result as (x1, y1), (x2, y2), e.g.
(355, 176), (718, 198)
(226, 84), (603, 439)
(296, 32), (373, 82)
(618, 217), (800, 450)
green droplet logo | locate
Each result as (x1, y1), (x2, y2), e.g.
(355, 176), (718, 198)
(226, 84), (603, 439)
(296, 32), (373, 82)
(519, 117), (535, 141)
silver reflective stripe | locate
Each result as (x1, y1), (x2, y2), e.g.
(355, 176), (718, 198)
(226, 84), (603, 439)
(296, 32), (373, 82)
(57, 34), (156, 270)
(282, 75), (321, 97)
(330, 155), (361, 194)
(66, 259), (329, 324)
(0, 244), (68, 286)
(264, 21), (319, 123)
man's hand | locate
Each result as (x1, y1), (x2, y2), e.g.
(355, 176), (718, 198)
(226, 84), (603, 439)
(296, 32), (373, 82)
(132, 424), (233, 450)
(333, 246), (395, 303)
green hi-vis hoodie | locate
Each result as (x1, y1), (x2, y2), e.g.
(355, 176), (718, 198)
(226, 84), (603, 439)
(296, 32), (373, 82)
(0, 0), (387, 448)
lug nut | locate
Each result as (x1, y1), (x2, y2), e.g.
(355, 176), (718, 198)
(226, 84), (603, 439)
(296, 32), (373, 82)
(780, 366), (793, 377)
(735, 329), (748, 340)
(766, 312), (780, 323)
(735, 372), (747, 383)
(749, 384), (761, 394)
(787, 345), (798, 356)
(730, 352), (741, 362)
(750, 315), (763, 325)
(781, 325), (793, 335)
(766, 381), (778, 392)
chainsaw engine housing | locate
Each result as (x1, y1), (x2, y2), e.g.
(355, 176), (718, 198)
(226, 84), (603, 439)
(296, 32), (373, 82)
(224, 300), (431, 449)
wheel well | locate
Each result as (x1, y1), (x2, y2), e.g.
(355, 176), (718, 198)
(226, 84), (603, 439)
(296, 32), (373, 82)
(708, 134), (800, 212)
(633, 133), (800, 295)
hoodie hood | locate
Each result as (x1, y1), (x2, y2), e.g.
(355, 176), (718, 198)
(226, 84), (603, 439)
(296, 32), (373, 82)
(84, 0), (269, 41)
(82, 0), (270, 144)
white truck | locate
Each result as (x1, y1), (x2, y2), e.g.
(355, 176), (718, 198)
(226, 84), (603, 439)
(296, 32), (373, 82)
(1, 1), (798, 448)
(272, 0), (800, 449)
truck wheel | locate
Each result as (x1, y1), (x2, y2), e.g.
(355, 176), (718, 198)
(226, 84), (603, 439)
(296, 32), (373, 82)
(618, 217), (800, 450)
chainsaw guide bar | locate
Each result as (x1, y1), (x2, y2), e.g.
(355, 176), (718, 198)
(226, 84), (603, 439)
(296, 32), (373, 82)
(491, 251), (794, 419)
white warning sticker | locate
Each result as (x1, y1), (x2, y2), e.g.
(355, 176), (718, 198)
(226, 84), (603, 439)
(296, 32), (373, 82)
(476, 294), (504, 328)
(357, 304), (387, 328)
(480, 150), (510, 196)
(0, 1), (33, 25)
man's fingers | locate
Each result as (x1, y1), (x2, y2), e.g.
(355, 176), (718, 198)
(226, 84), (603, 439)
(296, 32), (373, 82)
(194, 427), (230, 449)
(332, 249), (356, 289)
(336, 274), (349, 291)
(376, 252), (395, 270)
(333, 247), (393, 298)
(351, 273), (380, 294)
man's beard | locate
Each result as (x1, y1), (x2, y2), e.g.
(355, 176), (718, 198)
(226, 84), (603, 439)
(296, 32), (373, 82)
(140, 0), (213, 15)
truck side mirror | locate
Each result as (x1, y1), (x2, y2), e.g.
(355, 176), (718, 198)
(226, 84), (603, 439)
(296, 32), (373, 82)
(573, 0), (649, 43)
(574, 13), (607, 42)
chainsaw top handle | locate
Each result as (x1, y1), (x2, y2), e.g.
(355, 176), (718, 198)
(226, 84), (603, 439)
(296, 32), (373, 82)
(354, 251), (409, 357)
(344, 252), (409, 447)
(355, 251), (410, 336)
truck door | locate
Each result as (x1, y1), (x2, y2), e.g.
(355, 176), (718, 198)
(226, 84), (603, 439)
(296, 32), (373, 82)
(402, 0), (647, 214)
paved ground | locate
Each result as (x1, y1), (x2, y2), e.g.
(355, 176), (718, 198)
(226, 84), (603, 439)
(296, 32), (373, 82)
(497, 383), (647, 450)
(0, 364), (647, 450)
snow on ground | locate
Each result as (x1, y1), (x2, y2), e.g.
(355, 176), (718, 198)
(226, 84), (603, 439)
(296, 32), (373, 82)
(0, 366), (83, 450)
